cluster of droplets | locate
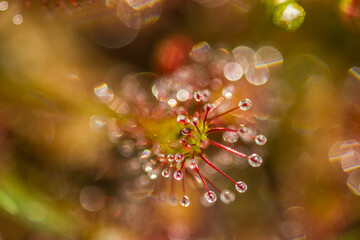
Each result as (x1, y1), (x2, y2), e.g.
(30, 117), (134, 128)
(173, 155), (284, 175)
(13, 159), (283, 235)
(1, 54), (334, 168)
(152, 41), (283, 110)
(90, 41), (277, 208)
(139, 89), (267, 207)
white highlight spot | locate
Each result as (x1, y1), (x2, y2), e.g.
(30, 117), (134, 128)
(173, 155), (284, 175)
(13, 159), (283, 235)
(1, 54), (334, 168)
(13, 14), (23, 25)
(280, 4), (301, 23)
(224, 62), (243, 81)
(0, 1), (8, 11)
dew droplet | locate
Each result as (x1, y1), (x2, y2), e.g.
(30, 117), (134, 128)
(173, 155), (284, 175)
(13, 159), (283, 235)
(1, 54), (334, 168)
(187, 159), (198, 169)
(248, 153), (263, 167)
(167, 154), (175, 162)
(177, 115), (188, 124)
(181, 128), (190, 135)
(220, 190), (235, 204)
(223, 130), (239, 143)
(143, 162), (154, 172)
(202, 90), (210, 102)
(140, 149), (151, 160)
(180, 195), (190, 207)
(204, 103), (213, 112)
(255, 135), (267, 145)
(174, 170), (183, 180)
(194, 92), (202, 102)
(239, 99), (252, 111)
(204, 191), (217, 203)
(235, 181), (247, 193)
(148, 171), (158, 180)
(175, 154), (184, 163)
(239, 125), (256, 142)
(239, 125), (251, 135)
(162, 168), (170, 178)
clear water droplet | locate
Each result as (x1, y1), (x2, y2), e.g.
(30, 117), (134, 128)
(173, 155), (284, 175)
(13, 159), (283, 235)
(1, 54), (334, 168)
(255, 135), (267, 145)
(167, 154), (175, 162)
(220, 190), (235, 204)
(248, 153), (263, 167)
(174, 170), (183, 180)
(175, 154), (184, 163)
(235, 181), (247, 193)
(187, 159), (198, 169)
(239, 125), (251, 135)
(180, 195), (190, 207)
(181, 128), (190, 135)
(148, 171), (158, 180)
(239, 99), (252, 111)
(202, 89), (210, 102)
(204, 191), (217, 203)
(223, 130), (239, 143)
(162, 168), (170, 178)
(177, 115), (188, 124)
(143, 162), (154, 172)
(238, 125), (256, 142)
(140, 149), (151, 160)
(204, 103), (213, 112)
(194, 92), (202, 102)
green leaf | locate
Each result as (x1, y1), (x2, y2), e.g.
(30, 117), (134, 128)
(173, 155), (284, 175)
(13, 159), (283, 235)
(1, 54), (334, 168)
(273, 1), (306, 32)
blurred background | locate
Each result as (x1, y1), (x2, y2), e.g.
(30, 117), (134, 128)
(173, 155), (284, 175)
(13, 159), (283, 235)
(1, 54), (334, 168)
(0, 0), (360, 239)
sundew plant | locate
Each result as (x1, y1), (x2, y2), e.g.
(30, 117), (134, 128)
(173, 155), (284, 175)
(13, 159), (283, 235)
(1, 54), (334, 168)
(93, 42), (282, 207)
(2, 0), (360, 239)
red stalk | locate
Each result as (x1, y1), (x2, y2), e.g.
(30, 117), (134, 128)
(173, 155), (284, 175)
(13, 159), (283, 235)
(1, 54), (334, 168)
(207, 127), (239, 134)
(193, 121), (201, 133)
(182, 171), (186, 196)
(203, 175), (222, 193)
(203, 108), (210, 129)
(209, 97), (225, 113)
(209, 140), (247, 158)
(194, 166), (210, 192)
(208, 106), (239, 123)
(200, 154), (236, 184)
